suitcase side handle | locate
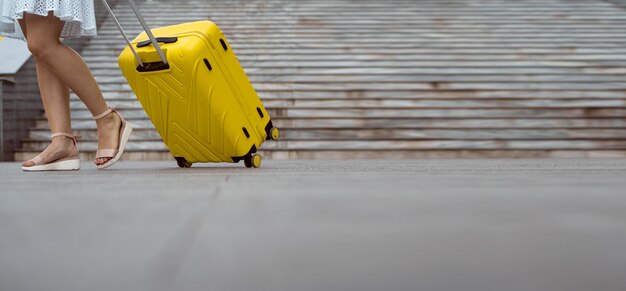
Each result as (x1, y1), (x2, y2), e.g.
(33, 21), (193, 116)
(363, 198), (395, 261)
(137, 37), (178, 48)
(99, 0), (168, 67)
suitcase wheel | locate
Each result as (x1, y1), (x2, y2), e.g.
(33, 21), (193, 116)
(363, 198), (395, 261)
(271, 127), (280, 141)
(244, 154), (262, 169)
(175, 157), (193, 168)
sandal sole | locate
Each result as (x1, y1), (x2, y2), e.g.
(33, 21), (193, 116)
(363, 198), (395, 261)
(22, 159), (81, 172)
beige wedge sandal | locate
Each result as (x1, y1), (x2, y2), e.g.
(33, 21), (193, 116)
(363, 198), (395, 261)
(94, 108), (133, 169)
(22, 133), (81, 172)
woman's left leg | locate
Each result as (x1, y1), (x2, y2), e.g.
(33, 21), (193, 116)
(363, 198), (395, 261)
(19, 18), (77, 167)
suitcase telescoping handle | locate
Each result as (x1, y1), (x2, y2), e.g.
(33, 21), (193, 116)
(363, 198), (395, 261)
(99, 0), (168, 67)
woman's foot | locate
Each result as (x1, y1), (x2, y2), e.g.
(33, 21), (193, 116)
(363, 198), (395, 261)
(22, 133), (80, 171)
(93, 108), (133, 169)
(22, 135), (76, 167)
(94, 109), (123, 166)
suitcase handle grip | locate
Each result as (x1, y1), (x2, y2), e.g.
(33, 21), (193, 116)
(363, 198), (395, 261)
(99, 0), (168, 67)
(137, 37), (178, 48)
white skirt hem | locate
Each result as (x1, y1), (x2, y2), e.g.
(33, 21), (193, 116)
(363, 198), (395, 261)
(1, 2), (97, 41)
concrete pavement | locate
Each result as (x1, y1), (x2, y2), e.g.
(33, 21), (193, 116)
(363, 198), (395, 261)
(1, 159), (626, 291)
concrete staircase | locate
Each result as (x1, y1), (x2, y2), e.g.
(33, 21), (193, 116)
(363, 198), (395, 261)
(14, 0), (626, 161)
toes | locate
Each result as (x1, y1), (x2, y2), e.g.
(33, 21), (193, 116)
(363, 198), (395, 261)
(22, 161), (34, 167)
(94, 157), (111, 166)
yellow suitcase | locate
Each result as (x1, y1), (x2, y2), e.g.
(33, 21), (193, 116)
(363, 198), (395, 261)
(105, 1), (278, 168)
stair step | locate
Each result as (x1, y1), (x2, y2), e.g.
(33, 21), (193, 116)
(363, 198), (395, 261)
(68, 98), (626, 109)
(17, 139), (626, 152)
(88, 82), (626, 92)
(34, 117), (626, 130)
(80, 48), (626, 56)
(83, 60), (626, 69)
(14, 150), (174, 163)
(85, 67), (626, 76)
(20, 139), (167, 151)
(86, 38), (626, 46)
(86, 90), (626, 99)
(35, 118), (156, 129)
(26, 128), (626, 141)
(81, 42), (626, 49)
(23, 149), (626, 162)
(57, 107), (626, 119)
(88, 75), (626, 84)
(82, 53), (626, 62)
(29, 128), (161, 140)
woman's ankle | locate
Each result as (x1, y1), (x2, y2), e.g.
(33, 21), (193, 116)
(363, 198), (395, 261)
(96, 110), (121, 127)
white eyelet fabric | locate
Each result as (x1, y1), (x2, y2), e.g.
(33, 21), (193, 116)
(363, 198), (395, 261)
(0, 0), (97, 41)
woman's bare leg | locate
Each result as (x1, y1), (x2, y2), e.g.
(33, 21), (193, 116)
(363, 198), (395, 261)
(22, 12), (123, 166)
(36, 60), (72, 134)
(19, 19), (75, 167)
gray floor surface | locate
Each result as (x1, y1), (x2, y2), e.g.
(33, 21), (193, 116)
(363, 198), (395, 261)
(1, 159), (626, 291)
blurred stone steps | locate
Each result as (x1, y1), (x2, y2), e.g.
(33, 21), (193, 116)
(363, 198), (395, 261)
(15, 0), (626, 160)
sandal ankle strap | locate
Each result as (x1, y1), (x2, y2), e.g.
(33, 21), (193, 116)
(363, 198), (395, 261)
(93, 108), (114, 120)
(51, 132), (80, 142)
